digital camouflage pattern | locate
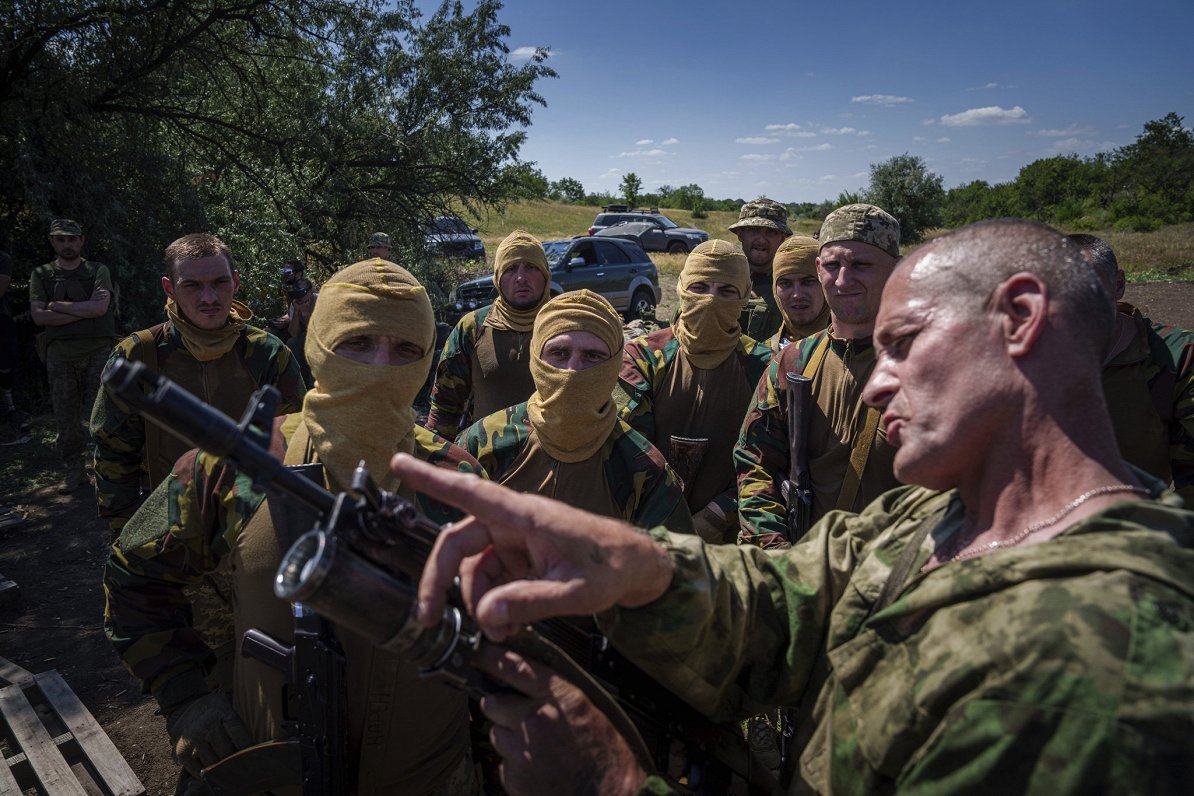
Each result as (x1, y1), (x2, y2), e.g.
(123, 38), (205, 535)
(603, 482), (1194, 795)
(1103, 305), (1194, 505)
(735, 330), (899, 549)
(458, 402), (693, 533)
(426, 305), (534, 439)
(92, 321), (306, 534)
(818, 203), (900, 258)
(727, 198), (792, 235)
(620, 327), (771, 518)
(104, 423), (482, 714)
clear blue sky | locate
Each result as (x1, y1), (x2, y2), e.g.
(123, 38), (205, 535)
(457, 0), (1193, 204)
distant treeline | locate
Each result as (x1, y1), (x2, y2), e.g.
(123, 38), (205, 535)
(526, 113), (1194, 235)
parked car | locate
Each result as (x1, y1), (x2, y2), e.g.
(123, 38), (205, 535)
(594, 219), (709, 254)
(445, 236), (662, 323)
(423, 215), (486, 260)
(586, 206), (708, 253)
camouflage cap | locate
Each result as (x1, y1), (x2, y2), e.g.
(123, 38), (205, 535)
(49, 218), (82, 236)
(727, 198), (792, 235)
(367, 232), (391, 248)
(818, 204), (900, 258)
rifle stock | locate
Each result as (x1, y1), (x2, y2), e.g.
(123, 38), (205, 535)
(103, 359), (776, 795)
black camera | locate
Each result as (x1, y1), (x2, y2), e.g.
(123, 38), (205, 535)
(287, 278), (312, 300)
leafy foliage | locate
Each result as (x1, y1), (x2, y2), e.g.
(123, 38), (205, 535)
(864, 154), (945, 244)
(620, 172), (642, 208)
(1, 0), (556, 328)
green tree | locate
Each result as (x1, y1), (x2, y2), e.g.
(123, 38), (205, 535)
(1115, 112), (1194, 221)
(620, 172), (642, 207)
(0, 0), (556, 328)
(549, 177), (586, 203)
(864, 154), (944, 244)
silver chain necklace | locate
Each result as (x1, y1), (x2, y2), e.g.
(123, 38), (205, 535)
(943, 484), (1151, 563)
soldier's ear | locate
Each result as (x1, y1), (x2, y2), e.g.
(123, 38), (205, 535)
(232, 270), (241, 295)
(161, 276), (175, 299)
(992, 272), (1047, 358)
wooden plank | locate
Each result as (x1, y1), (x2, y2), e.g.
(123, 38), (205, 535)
(0, 748), (21, 796)
(0, 657), (31, 688)
(36, 672), (144, 796)
(0, 682), (87, 796)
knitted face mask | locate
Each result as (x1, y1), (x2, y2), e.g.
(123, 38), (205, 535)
(525, 290), (624, 463)
(484, 230), (551, 332)
(302, 258), (435, 491)
(674, 239), (750, 368)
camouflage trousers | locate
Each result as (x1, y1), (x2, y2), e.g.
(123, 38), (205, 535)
(45, 348), (109, 465)
(183, 565), (236, 694)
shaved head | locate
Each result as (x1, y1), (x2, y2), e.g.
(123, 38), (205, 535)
(899, 219), (1112, 363)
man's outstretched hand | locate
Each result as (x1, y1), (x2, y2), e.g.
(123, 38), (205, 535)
(392, 453), (674, 642)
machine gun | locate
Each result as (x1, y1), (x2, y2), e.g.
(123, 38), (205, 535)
(102, 359), (775, 795)
(780, 373), (814, 543)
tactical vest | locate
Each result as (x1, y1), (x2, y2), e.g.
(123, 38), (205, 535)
(230, 422), (469, 795)
(33, 260), (117, 340)
(470, 325), (536, 418)
(131, 324), (263, 485)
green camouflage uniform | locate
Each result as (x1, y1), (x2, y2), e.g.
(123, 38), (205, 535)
(1104, 303), (1194, 504)
(620, 327), (771, 522)
(604, 482), (1194, 795)
(29, 259), (116, 464)
(105, 423), (482, 793)
(739, 273), (784, 342)
(458, 402), (693, 533)
(426, 305), (535, 439)
(735, 330), (900, 549)
(92, 321), (306, 535)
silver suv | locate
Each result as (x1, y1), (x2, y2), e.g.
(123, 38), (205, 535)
(587, 206), (708, 253)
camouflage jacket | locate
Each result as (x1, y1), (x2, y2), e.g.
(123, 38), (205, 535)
(619, 328), (771, 516)
(735, 330), (900, 549)
(606, 483), (1194, 795)
(91, 321), (306, 534)
(104, 424), (481, 713)
(1104, 304), (1194, 504)
(426, 305), (534, 439)
(739, 274), (784, 342)
(458, 402), (693, 533)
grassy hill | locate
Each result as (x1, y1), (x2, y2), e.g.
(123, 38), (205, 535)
(460, 201), (1194, 284)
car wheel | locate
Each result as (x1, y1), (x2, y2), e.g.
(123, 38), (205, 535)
(625, 287), (655, 321)
(667, 241), (688, 254)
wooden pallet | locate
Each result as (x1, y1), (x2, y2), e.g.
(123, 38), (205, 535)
(0, 657), (144, 796)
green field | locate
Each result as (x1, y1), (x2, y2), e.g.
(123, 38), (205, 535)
(461, 202), (1194, 287)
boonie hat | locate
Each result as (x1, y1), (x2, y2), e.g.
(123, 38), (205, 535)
(367, 232), (392, 248)
(49, 219), (83, 236)
(727, 198), (792, 235)
(818, 204), (900, 258)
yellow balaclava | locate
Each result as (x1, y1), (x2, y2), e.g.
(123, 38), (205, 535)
(302, 258), (435, 491)
(483, 230), (552, 333)
(526, 290), (624, 463)
(772, 235), (830, 340)
(166, 298), (252, 362)
(675, 239), (750, 369)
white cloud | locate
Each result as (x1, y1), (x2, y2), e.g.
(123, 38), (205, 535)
(1030, 125), (1092, 137)
(616, 149), (667, 157)
(661, 137), (679, 145)
(510, 46), (550, 61)
(912, 136), (927, 142)
(740, 154), (776, 162)
(939, 105), (1031, 126)
(1050, 137), (1086, 151)
(816, 174), (840, 183)
(852, 94), (914, 106)
(636, 138), (654, 145)
(967, 81), (999, 91)
(821, 127), (857, 135)
(936, 137), (952, 143)
(736, 136), (780, 145)
(795, 143), (833, 152)
(779, 149), (804, 162)
(765, 123), (802, 131)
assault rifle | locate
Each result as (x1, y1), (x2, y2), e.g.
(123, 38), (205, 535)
(102, 359), (775, 795)
(780, 373), (814, 543)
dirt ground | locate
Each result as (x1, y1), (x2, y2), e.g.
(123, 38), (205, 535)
(0, 279), (1190, 795)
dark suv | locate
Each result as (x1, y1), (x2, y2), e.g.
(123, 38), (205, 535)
(445, 236), (662, 323)
(586, 206), (708, 253)
(423, 216), (486, 260)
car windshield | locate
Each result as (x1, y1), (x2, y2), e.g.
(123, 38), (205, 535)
(428, 217), (468, 234)
(542, 240), (573, 266)
(654, 216), (678, 229)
